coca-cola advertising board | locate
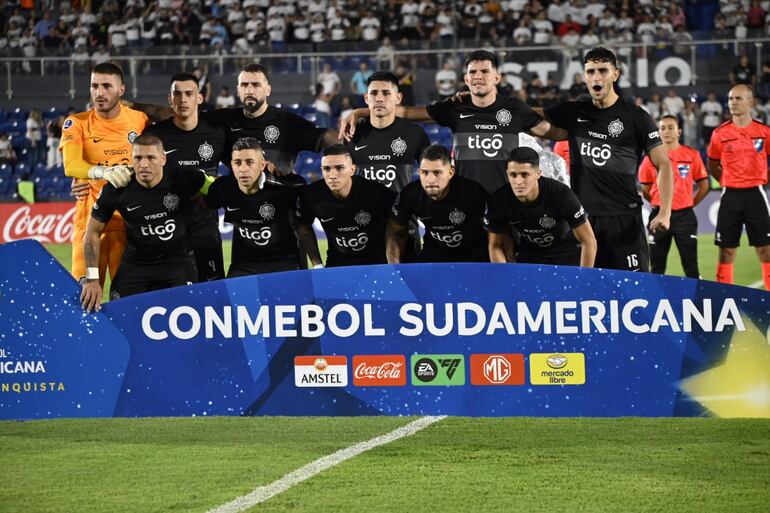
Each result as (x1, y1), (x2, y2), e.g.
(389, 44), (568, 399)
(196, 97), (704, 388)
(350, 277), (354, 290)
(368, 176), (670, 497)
(0, 202), (76, 244)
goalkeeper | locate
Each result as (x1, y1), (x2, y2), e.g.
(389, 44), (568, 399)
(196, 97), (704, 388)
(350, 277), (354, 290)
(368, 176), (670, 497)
(60, 62), (151, 287)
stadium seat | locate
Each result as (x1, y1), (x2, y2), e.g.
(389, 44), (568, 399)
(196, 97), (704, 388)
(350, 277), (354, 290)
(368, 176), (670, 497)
(9, 107), (28, 120)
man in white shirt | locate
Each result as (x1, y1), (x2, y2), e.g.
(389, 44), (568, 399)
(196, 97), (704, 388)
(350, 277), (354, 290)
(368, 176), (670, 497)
(434, 61), (458, 100)
(700, 92), (724, 145)
(662, 89), (685, 118)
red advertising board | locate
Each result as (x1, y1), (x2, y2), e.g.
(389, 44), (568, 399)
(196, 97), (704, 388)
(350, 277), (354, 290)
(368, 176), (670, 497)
(0, 202), (76, 244)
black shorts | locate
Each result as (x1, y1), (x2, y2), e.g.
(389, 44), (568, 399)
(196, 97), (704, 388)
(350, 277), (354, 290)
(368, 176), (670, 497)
(715, 187), (770, 247)
(190, 229), (225, 282)
(517, 250), (580, 266)
(110, 256), (197, 300)
(590, 213), (649, 272)
(227, 259), (300, 277)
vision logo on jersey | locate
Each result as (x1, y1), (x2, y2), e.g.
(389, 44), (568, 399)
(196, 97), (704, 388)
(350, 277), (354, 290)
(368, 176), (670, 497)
(529, 353), (586, 385)
(496, 109), (512, 126)
(753, 138), (765, 153)
(198, 142), (214, 161)
(264, 125), (280, 142)
(294, 356), (348, 387)
(411, 354), (465, 386)
(677, 164), (691, 178)
(391, 137), (407, 156)
(470, 354), (525, 385)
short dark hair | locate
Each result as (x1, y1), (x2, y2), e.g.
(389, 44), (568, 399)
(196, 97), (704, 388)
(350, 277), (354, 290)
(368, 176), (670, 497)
(507, 146), (540, 167)
(239, 63), (270, 82)
(171, 72), (199, 87)
(583, 47), (617, 67)
(322, 144), (352, 158)
(132, 134), (164, 150)
(91, 62), (124, 84)
(465, 50), (497, 70)
(659, 114), (680, 126)
(232, 137), (263, 153)
(366, 71), (399, 89)
(420, 143), (452, 165)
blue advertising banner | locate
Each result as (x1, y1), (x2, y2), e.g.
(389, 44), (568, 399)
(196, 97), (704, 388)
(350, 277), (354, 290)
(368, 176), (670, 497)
(1, 240), (768, 419)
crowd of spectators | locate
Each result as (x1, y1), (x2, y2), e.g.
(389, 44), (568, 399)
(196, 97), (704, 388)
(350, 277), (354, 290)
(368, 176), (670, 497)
(0, 0), (767, 66)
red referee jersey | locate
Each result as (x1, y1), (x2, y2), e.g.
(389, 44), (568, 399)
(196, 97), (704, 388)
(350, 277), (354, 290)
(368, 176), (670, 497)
(639, 144), (708, 210)
(707, 120), (770, 188)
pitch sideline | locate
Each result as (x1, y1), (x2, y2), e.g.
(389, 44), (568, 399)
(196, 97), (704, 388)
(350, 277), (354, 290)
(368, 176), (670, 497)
(205, 415), (447, 513)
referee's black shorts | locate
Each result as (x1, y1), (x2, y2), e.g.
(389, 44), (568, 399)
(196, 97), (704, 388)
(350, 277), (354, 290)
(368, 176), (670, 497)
(590, 213), (649, 272)
(715, 186), (770, 248)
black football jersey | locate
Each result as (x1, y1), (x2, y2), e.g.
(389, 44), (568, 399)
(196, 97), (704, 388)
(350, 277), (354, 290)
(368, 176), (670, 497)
(349, 118), (430, 192)
(296, 176), (396, 266)
(144, 112), (227, 237)
(484, 177), (587, 258)
(391, 176), (489, 262)
(209, 105), (327, 174)
(205, 173), (304, 265)
(427, 95), (542, 193)
(545, 98), (662, 216)
(92, 167), (205, 263)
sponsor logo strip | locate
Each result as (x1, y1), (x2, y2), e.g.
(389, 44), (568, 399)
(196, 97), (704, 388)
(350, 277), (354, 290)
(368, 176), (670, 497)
(528, 353), (586, 385)
(294, 355), (348, 387)
(470, 354), (525, 386)
(410, 354), (465, 386)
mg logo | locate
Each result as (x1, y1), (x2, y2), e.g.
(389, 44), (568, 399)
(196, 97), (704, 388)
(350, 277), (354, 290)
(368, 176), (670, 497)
(483, 355), (511, 384)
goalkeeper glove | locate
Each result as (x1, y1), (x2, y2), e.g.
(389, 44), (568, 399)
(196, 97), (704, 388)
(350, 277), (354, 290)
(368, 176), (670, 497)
(88, 165), (133, 188)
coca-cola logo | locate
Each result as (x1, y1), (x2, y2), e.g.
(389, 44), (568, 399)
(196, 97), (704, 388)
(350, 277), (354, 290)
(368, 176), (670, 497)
(354, 361), (403, 380)
(1, 204), (76, 243)
(351, 355), (407, 387)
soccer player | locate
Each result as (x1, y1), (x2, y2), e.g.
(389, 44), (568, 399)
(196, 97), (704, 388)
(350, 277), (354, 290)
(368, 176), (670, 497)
(144, 72), (228, 282)
(485, 147), (596, 267)
(340, 49), (566, 193)
(296, 145), (396, 267)
(542, 47), (673, 272)
(61, 62), (151, 286)
(350, 70), (431, 260)
(387, 144), (489, 263)
(80, 135), (209, 312)
(707, 84), (770, 287)
(205, 137), (305, 276)
(639, 115), (709, 278)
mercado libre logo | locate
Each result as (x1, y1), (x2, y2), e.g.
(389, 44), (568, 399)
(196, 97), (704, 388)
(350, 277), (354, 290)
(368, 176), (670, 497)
(529, 353), (586, 385)
(0, 347), (66, 394)
(411, 354), (465, 386)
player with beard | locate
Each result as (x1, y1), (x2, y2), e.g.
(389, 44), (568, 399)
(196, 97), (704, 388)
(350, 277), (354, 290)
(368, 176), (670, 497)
(387, 144), (489, 263)
(542, 47), (673, 272)
(340, 50), (567, 194)
(485, 147), (597, 266)
(80, 135), (210, 312)
(143, 72), (227, 281)
(296, 145), (396, 267)
(350, 71), (430, 260)
(205, 137), (305, 276)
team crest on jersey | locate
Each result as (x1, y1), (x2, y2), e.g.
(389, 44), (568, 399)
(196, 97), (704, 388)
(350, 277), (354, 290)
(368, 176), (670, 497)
(198, 141), (214, 161)
(264, 125), (280, 142)
(608, 119), (624, 137)
(449, 209), (466, 225)
(127, 131), (139, 143)
(677, 164), (690, 178)
(259, 202), (276, 220)
(391, 137), (407, 156)
(496, 109), (512, 126)
(163, 193), (180, 211)
(754, 138), (765, 153)
(63, 119), (73, 130)
(354, 210), (371, 226)
(539, 215), (556, 229)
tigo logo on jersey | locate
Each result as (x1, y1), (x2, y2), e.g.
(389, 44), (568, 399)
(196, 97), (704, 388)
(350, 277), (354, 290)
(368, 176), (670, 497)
(529, 353), (585, 385)
(294, 355), (348, 387)
(411, 354), (465, 386)
(470, 354), (525, 385)
(352, 355), (406, 386)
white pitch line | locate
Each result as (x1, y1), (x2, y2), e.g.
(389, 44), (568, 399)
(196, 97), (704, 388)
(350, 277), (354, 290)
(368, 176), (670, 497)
(206, 415), (447, 513)
(749, 280), (764, 289)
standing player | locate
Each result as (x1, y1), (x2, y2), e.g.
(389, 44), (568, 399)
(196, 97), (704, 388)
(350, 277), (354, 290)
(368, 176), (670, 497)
(61, 62), (151, 286)
(542, 47), (673, 272)
(486, 147), (596, 267)
(296, 145), (396, 267)
(205, 138), (305, 276)
(639, 115), (709, 278)
(387, 144), (489, 263)
(341, 50), (566, 193)
(80, 135), (209, 312)
(707, 84), (770, 288)
(144, 72), (227, 282)
(350, 70), (431, 260)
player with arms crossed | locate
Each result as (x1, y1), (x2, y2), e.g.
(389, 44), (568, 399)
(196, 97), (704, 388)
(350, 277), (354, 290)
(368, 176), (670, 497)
(61, 62), (151, 287)
(387, 144), (489, 263)
(80, 135), (211, 312)
(707, 84), (770, 288)
(543, 47), (672, 271)
(485, 147), (597, 266)
(639, 114), (709, 278)
(296, 145), (396, 267)
(205, 137), (305, 276)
